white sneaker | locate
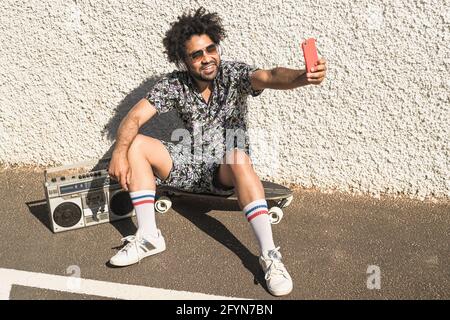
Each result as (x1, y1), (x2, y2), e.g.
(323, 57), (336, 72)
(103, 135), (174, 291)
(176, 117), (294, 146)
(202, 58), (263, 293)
(109, 230), (166, 267)
(259, 247), (293, 296)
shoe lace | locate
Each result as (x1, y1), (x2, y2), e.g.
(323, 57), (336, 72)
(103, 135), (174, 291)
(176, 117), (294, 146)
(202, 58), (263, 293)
(264, 247), (288, 281)
(119, 235), (141, 259)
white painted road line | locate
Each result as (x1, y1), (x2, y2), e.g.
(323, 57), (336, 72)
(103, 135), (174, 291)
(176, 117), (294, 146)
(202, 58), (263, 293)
(0, 268), (249, 300)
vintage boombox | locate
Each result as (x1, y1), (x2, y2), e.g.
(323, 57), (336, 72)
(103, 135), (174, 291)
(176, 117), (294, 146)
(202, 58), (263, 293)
(43, 158), (135, 233)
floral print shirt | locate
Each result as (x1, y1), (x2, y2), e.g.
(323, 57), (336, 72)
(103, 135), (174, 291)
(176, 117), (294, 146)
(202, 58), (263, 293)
(146, 60), (263, 162)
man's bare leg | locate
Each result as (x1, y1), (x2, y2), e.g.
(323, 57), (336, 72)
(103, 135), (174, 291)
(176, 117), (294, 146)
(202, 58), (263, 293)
(216, 149), (264, 209)
(127, 133), (173, 238)
(215, 149), (275, 251)
(215, 148), (293, 296)
(127, 134), (173, 192)
(109, 134), (171, 267)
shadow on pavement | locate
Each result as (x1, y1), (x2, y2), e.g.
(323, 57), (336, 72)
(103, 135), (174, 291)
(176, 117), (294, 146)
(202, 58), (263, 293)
(170, 197), (269, 293)
(26, 199), (53, 233)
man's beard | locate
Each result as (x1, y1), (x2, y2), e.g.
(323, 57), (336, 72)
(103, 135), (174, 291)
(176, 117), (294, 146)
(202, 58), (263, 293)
(189, 61), (220, 82)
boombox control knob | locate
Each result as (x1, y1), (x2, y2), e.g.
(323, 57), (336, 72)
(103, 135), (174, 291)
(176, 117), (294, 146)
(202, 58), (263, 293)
(60, 176), (66, 181)
(51, 178), (57, 182)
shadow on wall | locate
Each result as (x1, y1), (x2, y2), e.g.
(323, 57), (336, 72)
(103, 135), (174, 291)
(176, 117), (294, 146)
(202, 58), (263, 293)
(99, 73), (186, 159)
(87, 72), (186, 239)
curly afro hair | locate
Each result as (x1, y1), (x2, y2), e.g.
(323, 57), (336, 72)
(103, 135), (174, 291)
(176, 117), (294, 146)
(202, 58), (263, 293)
(163, 7), (226, 68)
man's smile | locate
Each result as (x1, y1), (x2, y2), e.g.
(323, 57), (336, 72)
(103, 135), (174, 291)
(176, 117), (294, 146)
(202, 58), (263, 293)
(201, 64), (216, 72)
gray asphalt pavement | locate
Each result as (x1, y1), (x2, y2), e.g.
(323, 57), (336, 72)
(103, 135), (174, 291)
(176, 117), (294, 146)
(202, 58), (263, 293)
(0, 167), (449, 299)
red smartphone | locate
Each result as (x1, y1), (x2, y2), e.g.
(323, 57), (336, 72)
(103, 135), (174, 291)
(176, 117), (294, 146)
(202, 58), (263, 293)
(301, 38), (319, 73)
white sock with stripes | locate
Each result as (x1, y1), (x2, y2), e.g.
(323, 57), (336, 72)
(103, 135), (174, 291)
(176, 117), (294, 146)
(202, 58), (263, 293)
(243, 199), (276, 254)
(129, 190), (159, 240)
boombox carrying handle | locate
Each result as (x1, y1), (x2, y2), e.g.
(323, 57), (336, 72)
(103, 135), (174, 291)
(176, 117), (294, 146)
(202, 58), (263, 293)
(43, 157), (111, 183)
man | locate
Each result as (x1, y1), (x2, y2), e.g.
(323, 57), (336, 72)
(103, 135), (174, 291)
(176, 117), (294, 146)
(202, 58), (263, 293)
(108, 7), (326, 297)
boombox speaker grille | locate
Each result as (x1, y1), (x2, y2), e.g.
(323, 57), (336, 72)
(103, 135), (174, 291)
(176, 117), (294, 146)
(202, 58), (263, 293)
(53, 202), (82, 228)
(110, 191), (133, 216)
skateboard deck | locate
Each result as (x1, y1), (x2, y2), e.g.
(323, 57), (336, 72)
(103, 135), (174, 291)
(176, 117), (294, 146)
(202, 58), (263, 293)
(158, 180), (291, 200)
(155, 180), (293, 224)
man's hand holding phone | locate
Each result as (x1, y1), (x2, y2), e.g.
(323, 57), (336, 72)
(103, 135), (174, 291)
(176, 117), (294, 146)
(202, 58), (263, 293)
(306, 58), (327, 85)
(302, 38), (327, 85)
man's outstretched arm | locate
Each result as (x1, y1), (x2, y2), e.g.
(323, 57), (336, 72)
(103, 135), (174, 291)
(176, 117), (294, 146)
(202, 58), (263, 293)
(251, 58), (327, 91)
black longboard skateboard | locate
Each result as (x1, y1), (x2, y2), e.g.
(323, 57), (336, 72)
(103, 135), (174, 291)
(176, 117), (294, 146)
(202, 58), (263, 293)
(155, 181), (293, 224)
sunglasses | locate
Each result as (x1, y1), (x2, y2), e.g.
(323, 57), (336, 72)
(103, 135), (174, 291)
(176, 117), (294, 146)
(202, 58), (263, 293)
(188, 44), (219, 63)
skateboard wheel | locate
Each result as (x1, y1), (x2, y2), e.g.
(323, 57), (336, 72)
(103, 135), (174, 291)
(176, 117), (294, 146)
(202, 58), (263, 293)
(278, 195), (293, 208)
(155, 196), (172, 214)
(268, 207), (283, 224)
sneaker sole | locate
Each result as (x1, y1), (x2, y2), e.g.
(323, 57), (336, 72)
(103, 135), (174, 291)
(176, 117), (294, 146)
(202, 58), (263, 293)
(269, 284), (293, 297)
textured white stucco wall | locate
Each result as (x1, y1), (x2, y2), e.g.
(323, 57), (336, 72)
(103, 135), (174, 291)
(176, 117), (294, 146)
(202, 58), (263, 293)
(0, 0), (449, 200)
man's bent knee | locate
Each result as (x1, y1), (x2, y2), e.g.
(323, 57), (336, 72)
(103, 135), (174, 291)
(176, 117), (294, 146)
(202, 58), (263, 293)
(128, 134), (173, 180)
(225, 150), (254, 176)
(128, 134), (147, 157)
(224, 148), (252, 166)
